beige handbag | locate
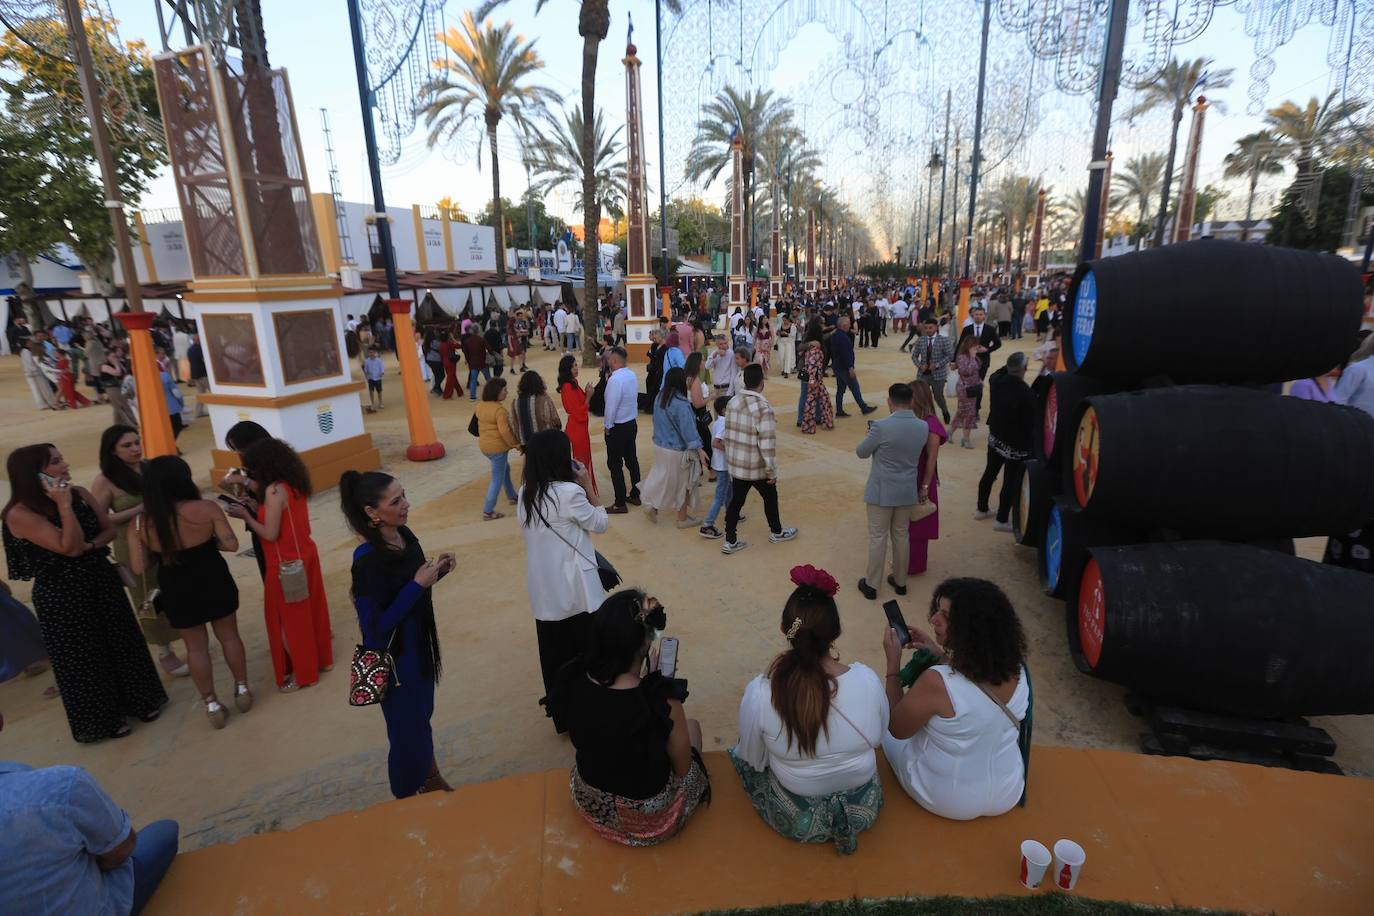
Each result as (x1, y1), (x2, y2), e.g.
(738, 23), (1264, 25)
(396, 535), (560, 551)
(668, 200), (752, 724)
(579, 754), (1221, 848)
(277, 494), (310, 603)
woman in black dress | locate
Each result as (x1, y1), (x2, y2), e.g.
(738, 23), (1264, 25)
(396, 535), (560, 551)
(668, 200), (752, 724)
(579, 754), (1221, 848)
(130, 456), (249, 729)
(2, 444), (167, 742)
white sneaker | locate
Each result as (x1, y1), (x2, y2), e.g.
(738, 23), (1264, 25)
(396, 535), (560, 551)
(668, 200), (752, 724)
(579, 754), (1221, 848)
(769, 527), (799, 543)
(973, 510), (994, 520)
(722, 539), (749, 554)
(992, 520), (1013, 533)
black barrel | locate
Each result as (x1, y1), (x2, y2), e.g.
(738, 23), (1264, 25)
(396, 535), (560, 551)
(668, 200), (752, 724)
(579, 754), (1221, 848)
(1037, 497), (1141, 598)
(1063, 240), (1364, 384)
(1032, 372), (1122, 472)
(1068, 386), (1374, 538)
(1070, 541), (1374, 718)
(1013, 459), (1055, 547)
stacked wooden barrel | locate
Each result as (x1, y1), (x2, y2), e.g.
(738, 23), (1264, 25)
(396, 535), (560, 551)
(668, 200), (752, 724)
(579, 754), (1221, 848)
(1019, 240), (1374, 719)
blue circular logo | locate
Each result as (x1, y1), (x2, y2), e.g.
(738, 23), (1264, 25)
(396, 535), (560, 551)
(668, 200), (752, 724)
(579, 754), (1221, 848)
(1045, 505), (1064, 590)
(1071, 270), (1097, 365)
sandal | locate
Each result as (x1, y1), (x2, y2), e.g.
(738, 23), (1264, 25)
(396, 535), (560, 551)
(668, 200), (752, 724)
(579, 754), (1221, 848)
(482, 511), (504, 521)
(205, 697), (229, 730)
(234, 682), (254, 713)
(158, 652), (190, 678)
(278, 677), (301, 693)
(138, 705), (163, 723)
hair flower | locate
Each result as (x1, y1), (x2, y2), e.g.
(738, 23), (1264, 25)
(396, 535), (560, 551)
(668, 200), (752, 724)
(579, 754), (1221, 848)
(789, 564), (839, 598)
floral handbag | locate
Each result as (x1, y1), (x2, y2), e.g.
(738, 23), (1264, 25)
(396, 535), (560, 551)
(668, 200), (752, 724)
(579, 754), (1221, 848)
(348, 630), (399, 707)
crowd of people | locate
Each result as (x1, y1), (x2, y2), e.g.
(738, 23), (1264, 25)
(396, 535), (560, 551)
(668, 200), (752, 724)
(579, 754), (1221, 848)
(3, 272), (1371, 912)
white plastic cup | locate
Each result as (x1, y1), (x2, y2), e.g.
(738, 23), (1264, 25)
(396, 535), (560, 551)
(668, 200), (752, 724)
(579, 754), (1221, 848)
(1019, 840), (1052, 889)
(1052, 839), (1086, 890)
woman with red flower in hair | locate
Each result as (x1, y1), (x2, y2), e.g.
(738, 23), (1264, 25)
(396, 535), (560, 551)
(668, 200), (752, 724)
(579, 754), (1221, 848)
(729, 565), (888, 854)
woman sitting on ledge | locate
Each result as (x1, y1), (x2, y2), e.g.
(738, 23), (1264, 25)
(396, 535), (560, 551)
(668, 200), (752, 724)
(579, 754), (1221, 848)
(544, 589), (710, 847)
(731, 565), (887, 854)
(882, 577), (1030, 820)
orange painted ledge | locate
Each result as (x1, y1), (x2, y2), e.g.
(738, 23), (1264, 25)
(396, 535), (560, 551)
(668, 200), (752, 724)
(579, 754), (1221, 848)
(144, 747), (1374, 915)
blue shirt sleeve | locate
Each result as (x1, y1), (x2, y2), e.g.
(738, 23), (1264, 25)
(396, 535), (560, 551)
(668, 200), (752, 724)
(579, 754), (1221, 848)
(63, 767), (132, 856)
(351, 550), (427, 644)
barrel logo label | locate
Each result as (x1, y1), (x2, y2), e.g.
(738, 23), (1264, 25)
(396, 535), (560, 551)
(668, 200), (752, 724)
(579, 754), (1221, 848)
(1072, 270), (1097, 364)
(1045, 507), (1064, 591)
(1044, 385), (1060, 458)
(1078, 558), (1106, 668)
(1073, 406), (1100, 507)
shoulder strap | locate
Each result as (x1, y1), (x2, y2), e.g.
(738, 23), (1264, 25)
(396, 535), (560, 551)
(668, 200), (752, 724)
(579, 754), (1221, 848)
(279, 487), (305, 558)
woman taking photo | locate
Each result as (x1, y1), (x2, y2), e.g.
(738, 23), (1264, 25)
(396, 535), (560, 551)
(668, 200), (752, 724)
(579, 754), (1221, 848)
(882, 577), (1030, 820)
(557, 355), (598, 493)
(341, 470), (455, 797)
(226, 438), (333, 692)
(543, 589), (709, 846)
(1, 444), (167, 742)
(907, 381), (948, 577)
(639, 367), (707, 528)
(731, 565), (886, 854)
(475, 377), (520, 520)
(130, 456), (249, 729)
(951, 334), (983, 449)
(99, 343), (139, 428)
(799, 325), (834, 434)
(509, 370), (562, 448)
(90, 425), (188, 678)
(517, 429), (608, 733)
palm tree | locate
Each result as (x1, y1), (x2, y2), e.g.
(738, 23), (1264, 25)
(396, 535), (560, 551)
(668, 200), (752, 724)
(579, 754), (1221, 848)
(1265, 91), (1367, 173)
(479, 0), (681, 363)
(1112, 152), (1168, 240)
(421, 12), (556, 280)
(528, 105), (627, 222)
(1127, 57), (1234, 246)
(1222, 131), (1289, 239)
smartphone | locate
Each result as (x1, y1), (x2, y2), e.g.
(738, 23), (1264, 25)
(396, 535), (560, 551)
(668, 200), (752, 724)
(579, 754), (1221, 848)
(570, 458), (583, 477)
(866, 420), (875, 430)
(215, 495), (241, 508)
(882, 600), (911, 647)
(658, 636), (679, 678)
(38, 473), (59, 488)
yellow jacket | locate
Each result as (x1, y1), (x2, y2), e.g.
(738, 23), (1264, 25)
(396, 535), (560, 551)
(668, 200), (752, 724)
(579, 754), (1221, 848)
(475, 400), (520, 455)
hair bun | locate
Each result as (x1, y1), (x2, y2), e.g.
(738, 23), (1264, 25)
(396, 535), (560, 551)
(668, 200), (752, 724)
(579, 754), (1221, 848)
(789, 564), (839, 598)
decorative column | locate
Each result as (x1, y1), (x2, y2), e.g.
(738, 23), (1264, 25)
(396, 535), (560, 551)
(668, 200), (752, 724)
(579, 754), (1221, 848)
(1173, 97), (1209, 244)
(727, 133), (747, 309)
(1027, 187), (1046, 288)
(768, 186), (782, 304)
(114, 311), (177, 456)
(1094, 151), (1113, 259)
(620, 41), (658, 359)
(804, 210), (817, 294)
(152, 45), (380, 489)
(388, 300), (444, 460)
(957, 278), (973, 334)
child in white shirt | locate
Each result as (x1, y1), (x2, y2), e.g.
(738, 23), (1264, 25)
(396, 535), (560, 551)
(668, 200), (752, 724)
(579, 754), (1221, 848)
(699, 396), (742, 539)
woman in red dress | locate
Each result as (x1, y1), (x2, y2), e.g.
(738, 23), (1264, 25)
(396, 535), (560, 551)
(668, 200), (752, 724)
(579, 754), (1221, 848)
(56, 352), (91, 409)
(227, 438), (333, 691)
(556, 354), (597, 494)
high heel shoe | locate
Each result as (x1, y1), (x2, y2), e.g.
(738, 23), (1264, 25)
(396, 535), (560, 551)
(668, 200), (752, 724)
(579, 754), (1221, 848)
(233, 682), (254, 713)
(205, 697), (229, 729)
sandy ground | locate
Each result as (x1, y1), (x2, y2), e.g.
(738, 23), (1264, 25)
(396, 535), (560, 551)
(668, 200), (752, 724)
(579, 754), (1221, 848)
(1, 330), (1370, 850)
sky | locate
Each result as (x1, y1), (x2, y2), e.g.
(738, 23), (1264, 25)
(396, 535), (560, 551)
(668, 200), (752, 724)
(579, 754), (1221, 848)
(100, 0), (1364, 253)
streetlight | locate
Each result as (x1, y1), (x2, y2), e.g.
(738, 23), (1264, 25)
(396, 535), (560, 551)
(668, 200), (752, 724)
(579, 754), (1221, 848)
(924, 149), (942, 265)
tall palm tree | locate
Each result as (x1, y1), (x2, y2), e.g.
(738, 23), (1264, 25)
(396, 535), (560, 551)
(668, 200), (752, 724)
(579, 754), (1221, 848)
(1265, 92), (1367, 173)
(1112, 152), (1168, 240)
(1127, 57), (1233, 246)
(528, 105), (628, 222)
(480, 0), (681, 363)
(1222, 131), (1289, 239)
(421, 12), (557, 280)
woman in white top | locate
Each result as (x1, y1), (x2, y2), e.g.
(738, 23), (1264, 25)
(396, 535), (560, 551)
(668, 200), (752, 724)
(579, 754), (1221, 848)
(882, 577), (1030, 821)
(731, 564), (887, 854)
(518, 428), (609, 733)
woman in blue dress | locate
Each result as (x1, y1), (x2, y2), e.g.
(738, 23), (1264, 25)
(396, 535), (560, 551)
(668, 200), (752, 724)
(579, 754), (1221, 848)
(339, 470), (455, 797)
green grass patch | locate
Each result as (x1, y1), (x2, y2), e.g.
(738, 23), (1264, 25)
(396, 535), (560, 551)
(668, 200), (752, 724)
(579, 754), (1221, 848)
(701, 896), (1236, 916)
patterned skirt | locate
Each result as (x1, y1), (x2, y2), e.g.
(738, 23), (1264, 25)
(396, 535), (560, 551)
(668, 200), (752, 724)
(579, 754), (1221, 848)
(570, 755), (710, 847)
(729, 748), (884, 855)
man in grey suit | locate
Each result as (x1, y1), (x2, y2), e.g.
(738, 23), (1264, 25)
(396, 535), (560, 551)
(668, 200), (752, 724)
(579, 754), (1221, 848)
(855, 383), (931, 600)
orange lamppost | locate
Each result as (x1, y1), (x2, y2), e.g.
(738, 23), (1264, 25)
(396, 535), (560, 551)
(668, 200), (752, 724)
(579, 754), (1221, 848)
(387, 300), (444, 461)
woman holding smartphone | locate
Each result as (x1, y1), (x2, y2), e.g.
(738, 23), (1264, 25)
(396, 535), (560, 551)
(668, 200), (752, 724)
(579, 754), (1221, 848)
(517, 429), (607, 733)
(129, 456), (249, 729)
(340, 470), (454, 797)
(1, 444), (167, 742)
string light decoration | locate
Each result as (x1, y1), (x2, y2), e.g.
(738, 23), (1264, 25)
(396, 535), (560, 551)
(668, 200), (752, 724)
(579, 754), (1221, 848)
(356, 0), (448, 166)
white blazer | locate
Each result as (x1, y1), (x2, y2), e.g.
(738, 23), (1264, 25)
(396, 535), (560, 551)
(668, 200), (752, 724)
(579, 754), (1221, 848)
(517, 481), (609, 621)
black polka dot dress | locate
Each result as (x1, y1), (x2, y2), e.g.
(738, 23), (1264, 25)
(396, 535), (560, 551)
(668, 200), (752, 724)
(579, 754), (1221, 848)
(3, 497), (168, 742)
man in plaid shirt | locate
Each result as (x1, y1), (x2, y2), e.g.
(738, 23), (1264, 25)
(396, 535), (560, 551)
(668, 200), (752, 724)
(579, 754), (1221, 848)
(721, 364), (799, 554)
(911, 317), (954, 424)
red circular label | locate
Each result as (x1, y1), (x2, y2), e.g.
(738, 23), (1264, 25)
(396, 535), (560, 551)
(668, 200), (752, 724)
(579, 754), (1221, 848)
(1072, 406), (1100, 508)
(1043, 383), (1059, 457)
(1077, 557), (1106, 668)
